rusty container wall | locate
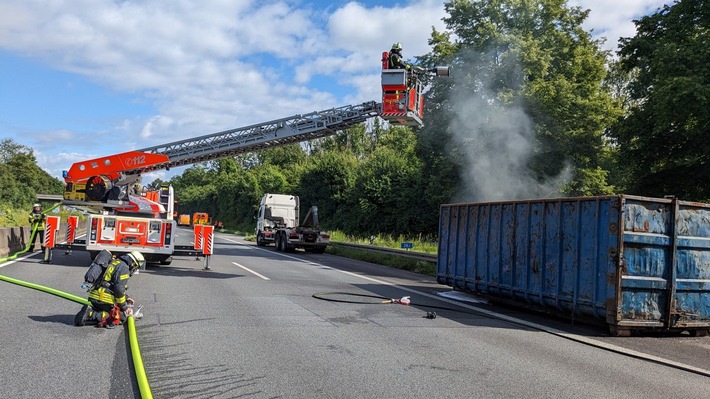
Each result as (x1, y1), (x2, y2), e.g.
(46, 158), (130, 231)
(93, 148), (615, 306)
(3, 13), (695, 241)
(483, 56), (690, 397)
(437, 195), (710, 334)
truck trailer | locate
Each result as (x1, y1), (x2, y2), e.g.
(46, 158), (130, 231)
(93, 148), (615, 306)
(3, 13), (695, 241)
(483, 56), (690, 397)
(255, 193), (328, 253)
(437, 195), (710, 336)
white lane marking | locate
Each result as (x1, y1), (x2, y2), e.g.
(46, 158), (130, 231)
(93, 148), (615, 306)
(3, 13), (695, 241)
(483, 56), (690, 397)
(0, 252), (38, 268)
(216, 235), (710, 376)
(231, 262), (270, 280)
(217, 236), (253, 249)
(218, 236), (325, 266)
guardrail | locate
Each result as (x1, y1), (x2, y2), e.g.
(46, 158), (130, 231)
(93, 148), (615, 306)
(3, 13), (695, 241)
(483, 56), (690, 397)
(329, 241), (437, 262)
(0, 224), (88, 258)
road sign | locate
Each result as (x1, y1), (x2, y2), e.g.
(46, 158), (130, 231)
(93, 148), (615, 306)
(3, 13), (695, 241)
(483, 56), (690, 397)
(401, 242), (413, 250)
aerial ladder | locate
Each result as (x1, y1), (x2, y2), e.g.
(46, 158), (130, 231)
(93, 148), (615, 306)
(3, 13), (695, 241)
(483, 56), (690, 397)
(62, 101), (382, 207)
(44, 56), (450, 263)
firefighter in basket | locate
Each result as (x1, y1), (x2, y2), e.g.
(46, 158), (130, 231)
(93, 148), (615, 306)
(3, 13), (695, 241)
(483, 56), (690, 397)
(74, 250), (145, 328)
(388, 42), (425, 73)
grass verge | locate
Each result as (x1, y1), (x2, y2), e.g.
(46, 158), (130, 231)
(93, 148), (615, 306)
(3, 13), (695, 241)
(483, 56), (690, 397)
(226, 229), (437, 277)
(327, 230), (438, 254)
(326, 243), (436, 277)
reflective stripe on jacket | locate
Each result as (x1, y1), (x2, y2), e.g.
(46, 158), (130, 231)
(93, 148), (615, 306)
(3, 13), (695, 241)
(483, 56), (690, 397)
(87, 258), (131, 310)
(28, 211), (46, 230)
(388, 52), (411, 70)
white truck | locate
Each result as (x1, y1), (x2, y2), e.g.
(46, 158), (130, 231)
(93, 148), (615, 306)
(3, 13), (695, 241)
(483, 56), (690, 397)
(255, 193), (329, 253)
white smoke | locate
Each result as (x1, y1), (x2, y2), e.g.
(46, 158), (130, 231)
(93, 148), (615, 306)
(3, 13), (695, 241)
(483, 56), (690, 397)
(447, 51), (571, 203)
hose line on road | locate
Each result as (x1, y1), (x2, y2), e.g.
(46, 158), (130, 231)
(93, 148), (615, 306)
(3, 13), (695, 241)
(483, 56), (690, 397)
(0, 202), (63, 264)
(312, 292), (403, 304)
(312, 291), (710, 378)
(127, 316), (153, 399)
(0, 274), (154, 398)
(0, 224), (39, 263)
(0, 274), (90, 306)
(313, 291), (470, 312)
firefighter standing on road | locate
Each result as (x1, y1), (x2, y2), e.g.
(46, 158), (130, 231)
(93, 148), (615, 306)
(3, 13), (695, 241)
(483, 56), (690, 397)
(28, 203), (46, 252)
(75, 251), (146, 328)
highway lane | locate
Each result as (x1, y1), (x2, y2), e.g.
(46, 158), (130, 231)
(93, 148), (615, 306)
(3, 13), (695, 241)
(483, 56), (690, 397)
(0, 250), (137, 399)
(1, 228), (709, 398)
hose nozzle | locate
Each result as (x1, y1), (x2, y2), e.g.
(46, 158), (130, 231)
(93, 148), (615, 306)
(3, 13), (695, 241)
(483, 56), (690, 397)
(431, 66), (451, 77)
(392, 296), (411, 305)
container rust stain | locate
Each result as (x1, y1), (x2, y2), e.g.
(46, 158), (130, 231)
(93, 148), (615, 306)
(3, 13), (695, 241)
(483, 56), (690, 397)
(437, 195), (710, 336)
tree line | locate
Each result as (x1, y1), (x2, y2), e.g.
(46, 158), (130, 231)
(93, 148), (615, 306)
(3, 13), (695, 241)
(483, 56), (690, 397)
(173, 0), (709, 236)
(5, 0), (708, 237)
(0, 139), (64, 218)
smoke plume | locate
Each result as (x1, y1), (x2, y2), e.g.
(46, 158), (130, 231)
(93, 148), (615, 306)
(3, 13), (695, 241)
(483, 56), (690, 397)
(447, 50), (571, 203)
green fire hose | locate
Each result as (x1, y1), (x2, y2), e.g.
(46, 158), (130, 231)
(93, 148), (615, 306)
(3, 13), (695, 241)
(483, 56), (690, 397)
(0, 274), (90, 305)
(0, 202), (62, 263)
(0, 274), (153, 398)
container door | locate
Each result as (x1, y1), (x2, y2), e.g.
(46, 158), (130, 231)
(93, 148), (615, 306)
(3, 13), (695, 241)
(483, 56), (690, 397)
(618, 196), (710, 329)
(671, 200), (710, 328)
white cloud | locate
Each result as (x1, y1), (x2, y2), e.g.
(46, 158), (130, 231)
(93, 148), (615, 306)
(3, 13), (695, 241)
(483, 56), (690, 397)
(328, 0), (447, 56)
(0, 0), (670, 182)
(570, 0), (668, 51)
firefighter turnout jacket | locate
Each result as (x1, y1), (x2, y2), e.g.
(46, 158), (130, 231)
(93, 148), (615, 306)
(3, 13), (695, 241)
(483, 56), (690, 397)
(88, 258), (132, 311)
(388, 51), (412, 71)
(28, 210), (46, 231)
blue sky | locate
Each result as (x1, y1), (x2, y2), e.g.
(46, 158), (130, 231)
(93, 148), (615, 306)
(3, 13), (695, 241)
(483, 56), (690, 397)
(0, 0), (668, 184)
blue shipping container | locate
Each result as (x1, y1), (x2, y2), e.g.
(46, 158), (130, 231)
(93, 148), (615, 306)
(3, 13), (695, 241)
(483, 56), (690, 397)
(437, 195), (710, 336)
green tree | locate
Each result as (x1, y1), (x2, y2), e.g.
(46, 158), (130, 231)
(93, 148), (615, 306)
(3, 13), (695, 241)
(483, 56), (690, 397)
(207, 158), (240, 175)
(144, 179), (164, 191)
(0, 163), (28, 206)
(420, 0), (620, 202)
(298, 151), (359, 229)
(348, 146), (424, 235)
(169, 164), (210, 194)
(256, 144), (307, 168)
(611, 0), (710, 200)
(310, 124), (374, 159)
(0, 138), (29, 163)
(256, 164), (289, 194)
(0, 138), (64, 207)
(211, 170), (261, 229)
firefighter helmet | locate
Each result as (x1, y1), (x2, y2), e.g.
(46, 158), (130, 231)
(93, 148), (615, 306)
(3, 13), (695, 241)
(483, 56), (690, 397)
(126, 250), (145, 272)
(33, 203), (41, 208)
(391, 42), (402, 51)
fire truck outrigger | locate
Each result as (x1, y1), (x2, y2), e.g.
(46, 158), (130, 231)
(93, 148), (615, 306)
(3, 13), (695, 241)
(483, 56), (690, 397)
(42, 55), (450, 263)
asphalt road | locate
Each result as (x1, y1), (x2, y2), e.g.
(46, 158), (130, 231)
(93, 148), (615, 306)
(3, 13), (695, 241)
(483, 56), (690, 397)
(1, 228), (709, 398)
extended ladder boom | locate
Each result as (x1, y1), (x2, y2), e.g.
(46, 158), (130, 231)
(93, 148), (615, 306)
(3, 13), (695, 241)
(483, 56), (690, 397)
(64, 101), (380, 184)
(137, 101), (380, 174)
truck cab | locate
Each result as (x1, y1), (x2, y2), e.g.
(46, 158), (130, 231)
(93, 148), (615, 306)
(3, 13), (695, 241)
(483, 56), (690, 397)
(255, 193), (328, 253)
(256, 194), (298, 246)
